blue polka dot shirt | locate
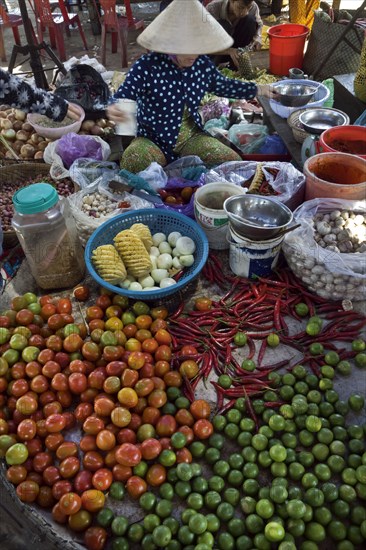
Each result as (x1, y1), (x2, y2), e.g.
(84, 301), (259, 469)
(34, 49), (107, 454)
(113, 52), (257, 161)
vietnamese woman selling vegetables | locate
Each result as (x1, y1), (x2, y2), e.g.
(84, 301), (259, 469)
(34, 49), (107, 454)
(107, 0), (275, 173)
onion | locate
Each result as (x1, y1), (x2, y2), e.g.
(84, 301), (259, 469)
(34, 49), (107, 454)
(179, 254), (194, 267)
(20, 144), (36, 158)
(150, 246), (160, 257)
(81, 120), (95, 132)
(160, 278), (177, 288)
(91, 125), (104, 136)
(151, 268), (169, 283)
(159, 241), (172, 254)
(129, 282), (143, 291)
(152, 233), (167, 246)
(96, 118), (107, 129)
(172, 257), (183, 269)
(138, 275), (155, 288)
(1, 129), (16, 141)
(176, 236), (196, 255)
(168, 231), (182, 247)
(14, 109), (26, 121)
(34, 151), (44, 160)
(157, 253), (173, 270)
(1, 119), (13, 130)
(16, 130), (29, 142)
(22, 122), (33, 132)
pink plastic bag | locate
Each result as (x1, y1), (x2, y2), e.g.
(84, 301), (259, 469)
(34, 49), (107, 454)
(56, 133), (103, 169)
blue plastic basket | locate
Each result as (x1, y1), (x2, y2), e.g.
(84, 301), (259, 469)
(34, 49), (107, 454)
(85, 209), (209, 301)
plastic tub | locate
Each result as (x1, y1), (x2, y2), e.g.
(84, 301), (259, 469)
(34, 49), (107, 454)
(228, 226), (285, 278)
(270, 79), (330, 119)
(268, 24), (309, 76)
(27, 103), (85, 140)
(318, 125), (366, 160)
(194, 182), (245, 250)
(303, 152), (366, 200)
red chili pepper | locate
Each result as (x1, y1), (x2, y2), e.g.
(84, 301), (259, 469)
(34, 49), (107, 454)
(182, 375), (195, 402)
(246, 336), (256, 360)
(256, 359), (289, 371)
(257, 339), (267, 368)
(264, 401), (285, 408)
(273, 299), (282, 331)
(217, 399), (236, 416)
(170, 301), (185, 320)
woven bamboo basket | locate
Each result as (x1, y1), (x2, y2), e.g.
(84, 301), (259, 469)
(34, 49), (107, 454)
(1, 163), (51, 249)
(287, 109), (311, 144)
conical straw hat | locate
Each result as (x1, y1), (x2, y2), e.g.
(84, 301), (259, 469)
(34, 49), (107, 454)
(137, 0), (234, 55)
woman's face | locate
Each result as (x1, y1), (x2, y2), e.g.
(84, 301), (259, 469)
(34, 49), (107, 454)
(175, 55), (199, 68)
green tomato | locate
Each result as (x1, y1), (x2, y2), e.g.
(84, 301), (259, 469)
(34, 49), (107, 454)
(295, 303), (309, 317)
(241, 359), (256, 372)
(264, 522), (285, 542)
(355, 352), (366, 368)
(234, 332), (247, 346)
(5, 443), (28, 465)
(267, 333), (280, 347)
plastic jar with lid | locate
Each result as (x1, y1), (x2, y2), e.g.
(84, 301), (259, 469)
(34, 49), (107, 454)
(12, 183), (85, 290)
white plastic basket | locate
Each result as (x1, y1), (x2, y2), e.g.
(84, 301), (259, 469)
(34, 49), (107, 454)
(270, 79), (330, 119)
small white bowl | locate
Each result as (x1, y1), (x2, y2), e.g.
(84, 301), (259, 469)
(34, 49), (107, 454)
(27, 103), (85, 140)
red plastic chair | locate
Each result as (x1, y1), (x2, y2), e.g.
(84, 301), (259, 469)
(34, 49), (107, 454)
(33, 0), (88, 61)
(0, 6), (23, 62)
(100, 0), (144, 69)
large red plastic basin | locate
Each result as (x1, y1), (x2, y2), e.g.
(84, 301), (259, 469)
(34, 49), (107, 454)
(319, 125), (366, 159)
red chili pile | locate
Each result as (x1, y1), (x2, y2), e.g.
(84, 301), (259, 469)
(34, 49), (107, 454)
(169, 254), (366, 416)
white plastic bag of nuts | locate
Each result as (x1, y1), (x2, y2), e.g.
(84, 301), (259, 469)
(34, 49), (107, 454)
(283, 198), (366, 301)
(68, 178), (151, 246)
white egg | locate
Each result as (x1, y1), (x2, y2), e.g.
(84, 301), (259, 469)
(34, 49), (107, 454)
(151, 268), (169, 283)
(168, 231), (182, 247)
(129, 282), (143, 291)
(160, 278), (177, 288)
(159, 241), (172, 254)
(157, 253), (173, 270)
(152, 232), (167, 246)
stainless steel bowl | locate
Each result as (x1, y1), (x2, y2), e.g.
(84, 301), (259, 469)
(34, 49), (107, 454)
(298, 107), (350, 135)
(274, 83), (318, 107)
(223, 195), (293, 241)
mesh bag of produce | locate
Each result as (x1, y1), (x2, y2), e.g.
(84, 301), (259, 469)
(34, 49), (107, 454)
(283, 198), (366, 301)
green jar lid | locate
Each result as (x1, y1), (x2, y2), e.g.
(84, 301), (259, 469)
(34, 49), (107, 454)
(13, 183), (58, 214)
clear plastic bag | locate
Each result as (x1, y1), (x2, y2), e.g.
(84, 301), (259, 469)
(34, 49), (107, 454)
(137, 162), (167, 192)
(69, 159), (119, 189)
(67, 179), (151, 246)
(283, 198), (366, 301)
(202, 161), (305, 206)
(44, 136), (111, 180)
(227, 123), (268, 154)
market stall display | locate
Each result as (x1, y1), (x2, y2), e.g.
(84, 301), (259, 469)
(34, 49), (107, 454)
(1, 4), (366, 548)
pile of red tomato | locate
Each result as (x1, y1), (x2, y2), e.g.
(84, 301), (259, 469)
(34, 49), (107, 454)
(0, 287), (213, 549)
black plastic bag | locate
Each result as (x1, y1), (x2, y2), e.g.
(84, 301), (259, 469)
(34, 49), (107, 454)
(54, 64), (110, 119)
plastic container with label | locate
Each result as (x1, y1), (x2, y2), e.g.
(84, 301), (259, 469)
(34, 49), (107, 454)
(12, 183), (85, 290)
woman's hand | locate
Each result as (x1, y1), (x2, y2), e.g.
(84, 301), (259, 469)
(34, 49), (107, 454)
(256, 84), (278, 99)
(228, 48), (240, 69)
(106, 103), (130, 124)
(66, 103), (81, 120)
(251, 40), (262, 51)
